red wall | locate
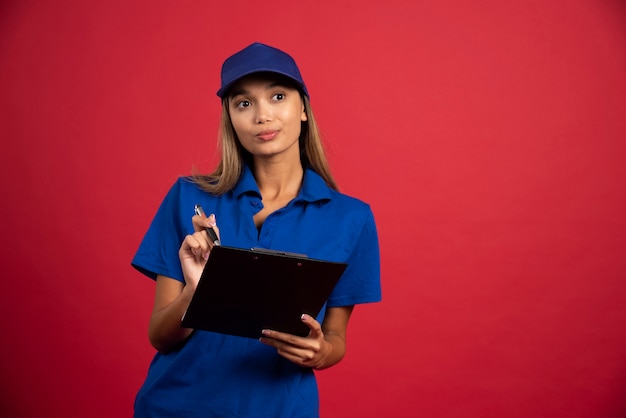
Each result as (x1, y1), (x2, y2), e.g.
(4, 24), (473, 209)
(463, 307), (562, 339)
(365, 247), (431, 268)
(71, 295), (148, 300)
(2, 1), (626, 417)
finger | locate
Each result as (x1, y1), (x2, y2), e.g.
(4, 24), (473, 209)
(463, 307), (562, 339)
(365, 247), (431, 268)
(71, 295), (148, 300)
(259, 335), (316, 361)
(205, 214), (221, 245)
(260, 315), (323, 343)
(260, 329), (302, 347)
(180, 234), (201, 258)
(259, 339), (300, 364)
(208, 215), (220, 240)
(192, 213), (219, 232)
(191, 214), (209, 232)
(182, 232), (211, 260)
(277, 349), (313, 366)
(300, 314), (323, 339)
(260, 327), (320, 351)
(192, 213), (221, 247)
(193, 230), (212, 259)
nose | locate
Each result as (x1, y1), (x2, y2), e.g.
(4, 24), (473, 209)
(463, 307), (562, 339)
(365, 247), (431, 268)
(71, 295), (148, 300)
(254, 101), (272, 124)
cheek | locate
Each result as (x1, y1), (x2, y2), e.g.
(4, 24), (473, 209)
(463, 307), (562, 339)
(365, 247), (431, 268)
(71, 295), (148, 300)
(229, 115), (248, 137)
(285, 106), (305, 126)
(284, 111), (303, 136)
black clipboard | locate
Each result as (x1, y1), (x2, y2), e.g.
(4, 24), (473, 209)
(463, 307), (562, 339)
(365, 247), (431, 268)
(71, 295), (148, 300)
(181, 246), (347, 339)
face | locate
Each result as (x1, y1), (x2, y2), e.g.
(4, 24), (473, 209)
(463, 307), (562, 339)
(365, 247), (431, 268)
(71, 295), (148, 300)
(227, 74), (307, 162)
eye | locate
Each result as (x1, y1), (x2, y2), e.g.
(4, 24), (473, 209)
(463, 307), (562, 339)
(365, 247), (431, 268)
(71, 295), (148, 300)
(236, 100), (251, 109)
(272, 93), (285, 101)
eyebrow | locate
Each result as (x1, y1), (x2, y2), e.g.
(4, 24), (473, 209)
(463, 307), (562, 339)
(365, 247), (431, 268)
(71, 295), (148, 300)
(228, 82), (290, 100)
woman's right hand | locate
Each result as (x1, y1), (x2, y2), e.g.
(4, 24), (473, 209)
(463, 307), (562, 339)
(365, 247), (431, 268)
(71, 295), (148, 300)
(149, 214), (220, 353)
(179, 213), (220, 289)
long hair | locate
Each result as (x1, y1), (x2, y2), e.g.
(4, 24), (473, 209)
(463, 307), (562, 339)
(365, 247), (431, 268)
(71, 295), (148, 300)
(192, 95), (338, 195)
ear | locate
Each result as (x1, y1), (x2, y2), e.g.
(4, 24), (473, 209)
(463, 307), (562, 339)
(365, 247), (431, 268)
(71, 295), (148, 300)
(301, 105), (308, 122)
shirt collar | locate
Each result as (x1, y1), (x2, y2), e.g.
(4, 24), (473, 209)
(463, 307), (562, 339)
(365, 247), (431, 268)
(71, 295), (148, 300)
(298, 168), (332, 203)
(233, 164), (260, 198)
(233, 164), (331, 203)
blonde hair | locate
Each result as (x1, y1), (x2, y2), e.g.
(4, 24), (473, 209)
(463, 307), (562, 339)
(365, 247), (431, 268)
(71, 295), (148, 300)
(192, 95), (338, 195)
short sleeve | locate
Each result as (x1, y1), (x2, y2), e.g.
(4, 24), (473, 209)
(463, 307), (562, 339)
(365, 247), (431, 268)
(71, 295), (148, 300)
(327, 206), (382, 307)
(131, 179), (188, 282)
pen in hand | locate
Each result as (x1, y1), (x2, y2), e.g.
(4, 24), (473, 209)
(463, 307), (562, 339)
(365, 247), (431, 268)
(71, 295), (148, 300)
(194, 204), (220, 246)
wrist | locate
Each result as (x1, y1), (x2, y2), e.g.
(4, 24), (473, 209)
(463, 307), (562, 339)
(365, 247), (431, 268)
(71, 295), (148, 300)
(180, 281), (197, 303)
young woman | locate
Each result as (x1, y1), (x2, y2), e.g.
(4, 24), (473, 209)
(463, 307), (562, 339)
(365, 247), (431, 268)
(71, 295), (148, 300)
(132, 42), (381, 417)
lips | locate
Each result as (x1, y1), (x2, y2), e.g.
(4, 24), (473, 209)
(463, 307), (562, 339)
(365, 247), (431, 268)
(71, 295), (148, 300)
(256, 130), (279, 141)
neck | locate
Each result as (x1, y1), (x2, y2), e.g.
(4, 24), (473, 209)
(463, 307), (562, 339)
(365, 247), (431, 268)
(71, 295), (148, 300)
(252, 158), (304, 201)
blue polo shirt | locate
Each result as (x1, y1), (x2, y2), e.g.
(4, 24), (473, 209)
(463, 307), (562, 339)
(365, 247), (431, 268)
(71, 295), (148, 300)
(131, 166), (381, 417)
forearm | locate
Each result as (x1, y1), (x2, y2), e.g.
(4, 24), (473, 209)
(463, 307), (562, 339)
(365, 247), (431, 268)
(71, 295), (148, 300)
(148, 281), (196, 353)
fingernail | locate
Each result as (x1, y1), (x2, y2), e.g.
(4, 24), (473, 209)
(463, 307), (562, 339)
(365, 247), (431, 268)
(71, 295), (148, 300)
(261, 329), (270, 336)
(208, 214), (217, 227)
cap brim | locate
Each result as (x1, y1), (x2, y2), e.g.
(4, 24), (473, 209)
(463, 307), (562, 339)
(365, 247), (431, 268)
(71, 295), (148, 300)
(217, 69), (308, 98)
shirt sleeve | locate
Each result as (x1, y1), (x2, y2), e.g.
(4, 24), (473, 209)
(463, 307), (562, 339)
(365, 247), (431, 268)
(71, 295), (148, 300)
(327, 206), (382, 307)
(131, 179), (188, 282)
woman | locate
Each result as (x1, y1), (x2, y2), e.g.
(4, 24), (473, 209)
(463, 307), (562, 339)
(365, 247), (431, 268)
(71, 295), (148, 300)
(132, 42), (381, 417)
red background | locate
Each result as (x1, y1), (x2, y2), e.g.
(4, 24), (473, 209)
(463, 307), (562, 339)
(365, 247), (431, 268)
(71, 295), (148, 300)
(2, 1), (626, 417)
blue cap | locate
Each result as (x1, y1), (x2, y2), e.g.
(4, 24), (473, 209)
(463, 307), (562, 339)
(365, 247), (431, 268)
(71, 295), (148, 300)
(217, 42), (308, 98)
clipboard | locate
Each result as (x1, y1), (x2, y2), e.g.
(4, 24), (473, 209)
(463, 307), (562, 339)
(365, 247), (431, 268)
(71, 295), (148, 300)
(181, 246), (347, 339)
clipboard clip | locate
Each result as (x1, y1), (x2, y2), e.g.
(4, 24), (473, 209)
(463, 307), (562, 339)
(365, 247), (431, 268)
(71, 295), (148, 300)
(250, 247), (308, 258)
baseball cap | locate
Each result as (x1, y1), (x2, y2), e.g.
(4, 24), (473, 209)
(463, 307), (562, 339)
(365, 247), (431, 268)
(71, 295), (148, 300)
(217, 42), (309, 98)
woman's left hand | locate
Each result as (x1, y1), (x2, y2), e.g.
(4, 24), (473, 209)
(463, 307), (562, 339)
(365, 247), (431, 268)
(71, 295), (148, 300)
(259, 306), (353, 370)
(259, 314), (331, 369)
